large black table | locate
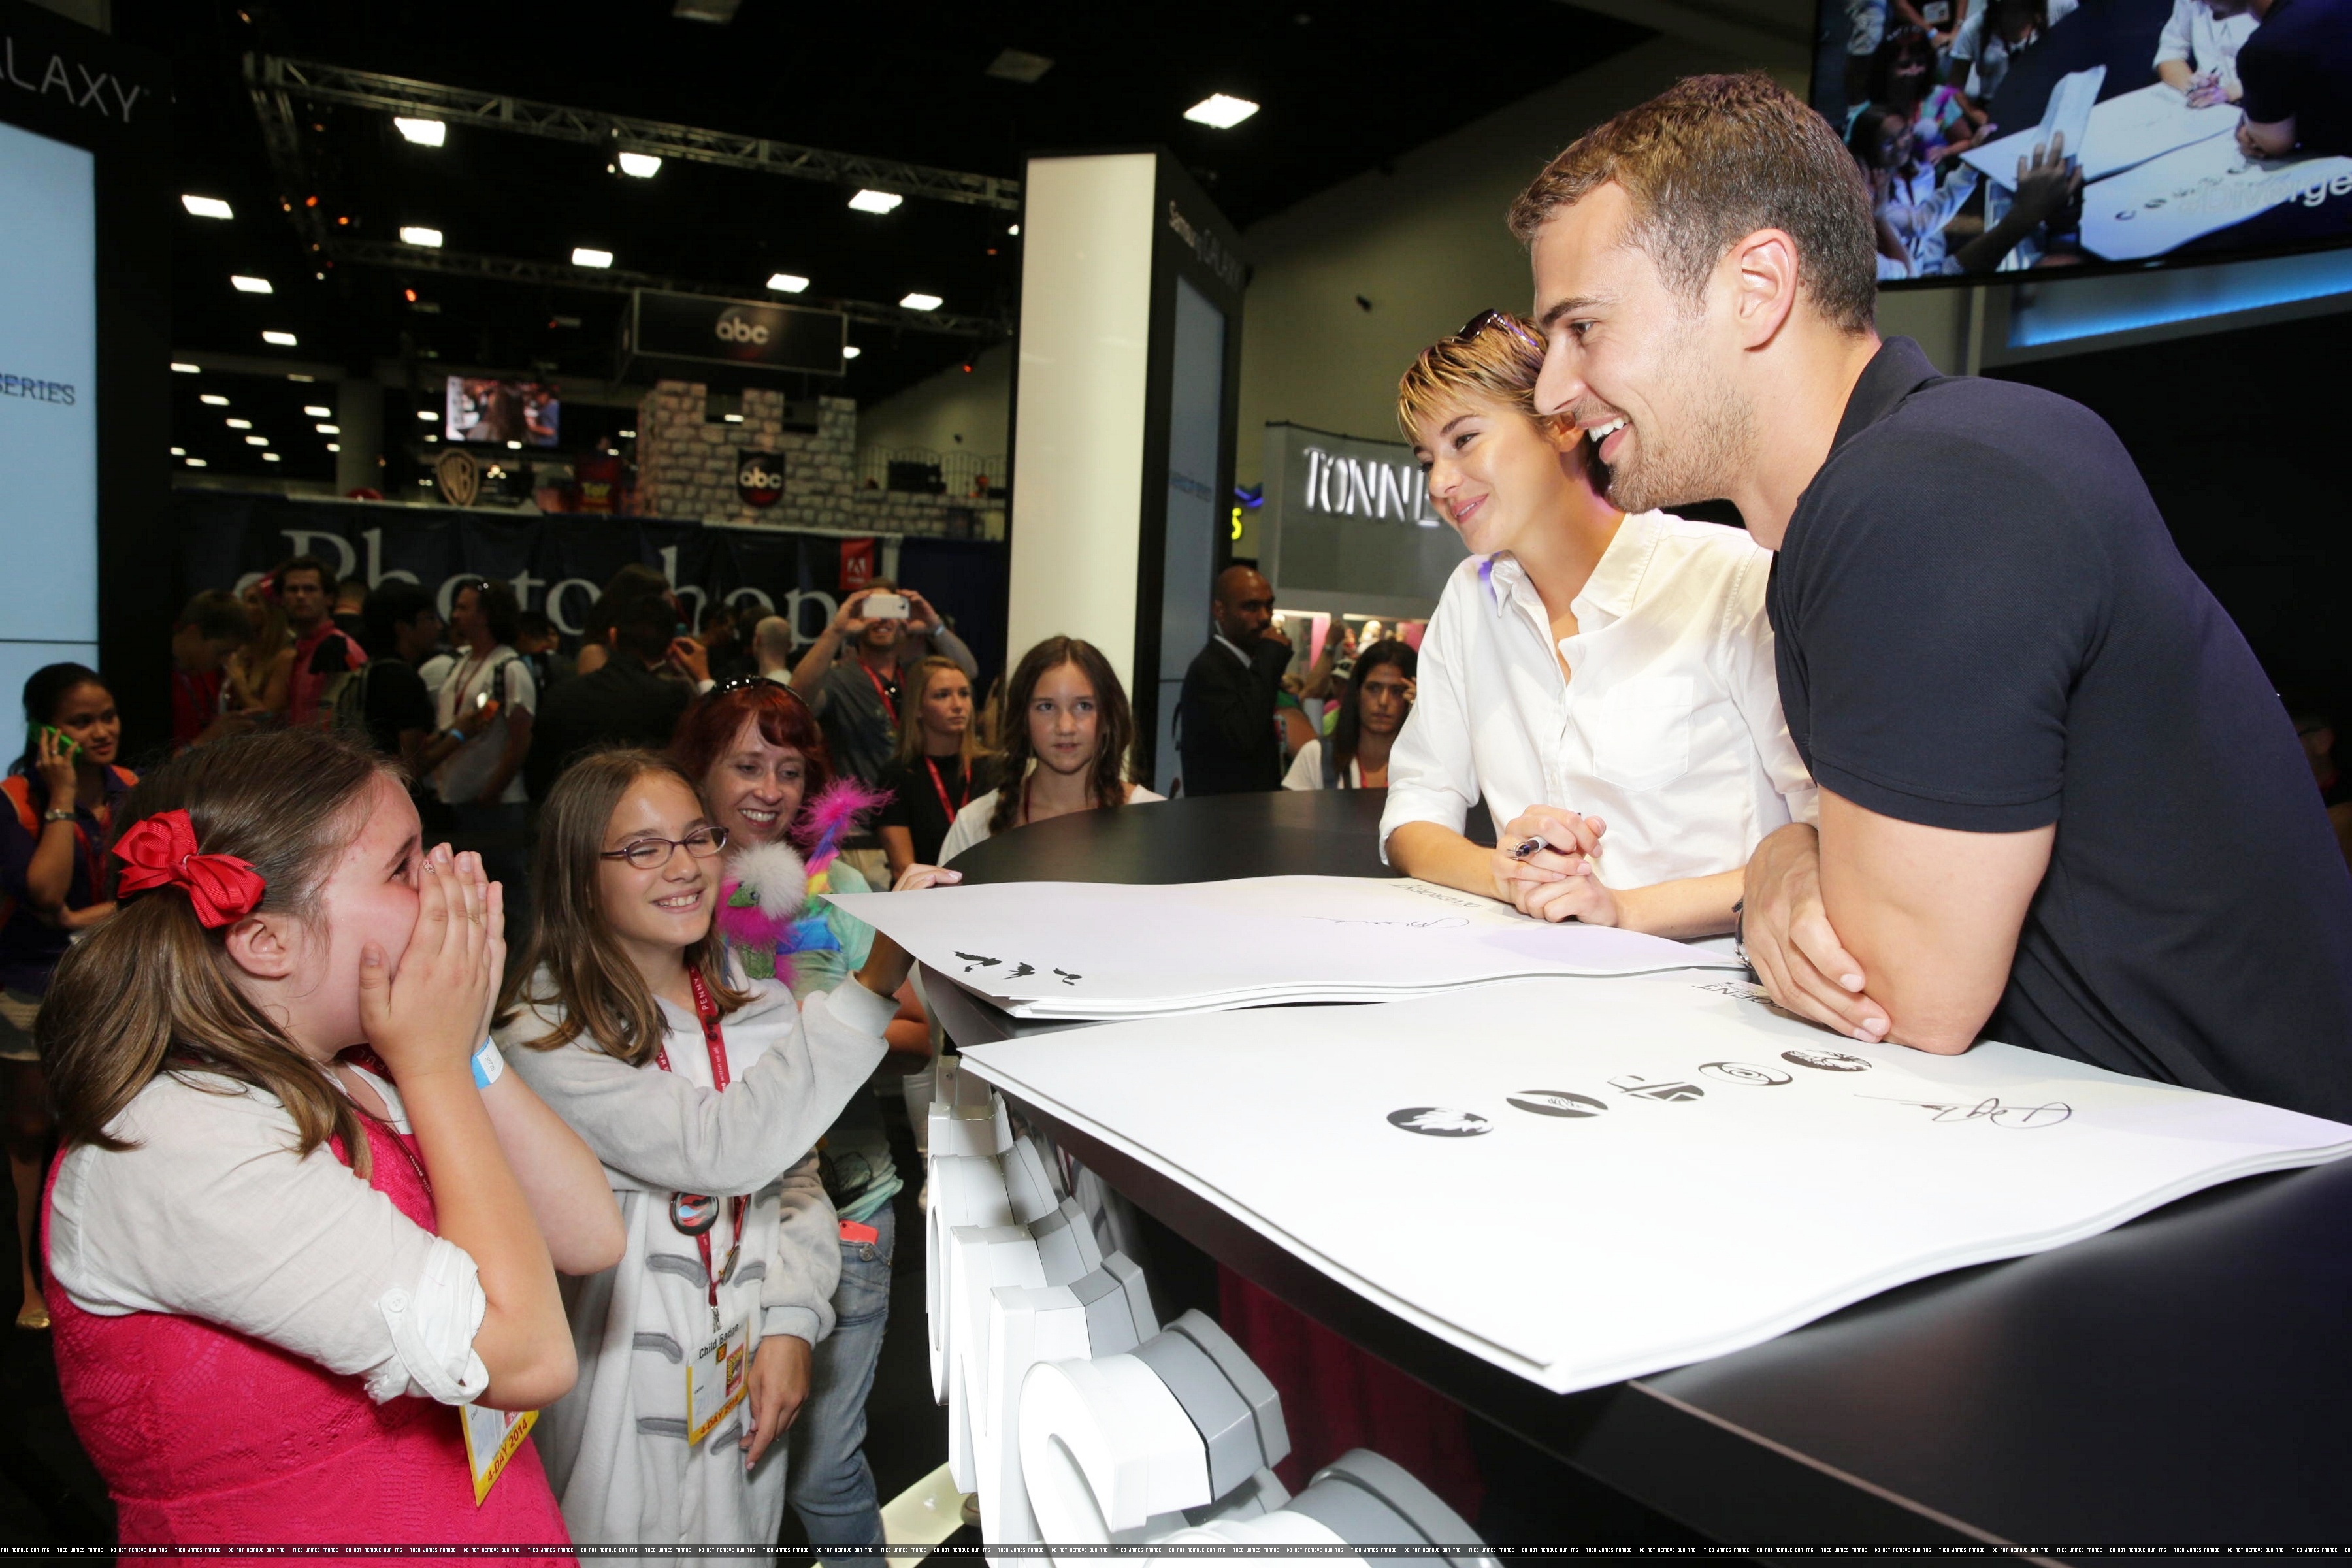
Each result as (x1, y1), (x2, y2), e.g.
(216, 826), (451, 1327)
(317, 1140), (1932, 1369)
(924, 792), (2352, 1556)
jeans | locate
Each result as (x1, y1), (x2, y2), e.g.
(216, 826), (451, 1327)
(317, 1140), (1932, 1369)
(787, 1203), (892, 1561)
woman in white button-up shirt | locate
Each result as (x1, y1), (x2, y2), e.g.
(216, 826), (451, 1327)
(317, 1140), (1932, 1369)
(1381, 312), (1817, 938)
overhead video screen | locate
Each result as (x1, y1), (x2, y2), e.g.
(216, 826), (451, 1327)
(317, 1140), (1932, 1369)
(1814, 0), (2352, 281)
(0, 118), (97, 706)
(446, 375), (561, 447)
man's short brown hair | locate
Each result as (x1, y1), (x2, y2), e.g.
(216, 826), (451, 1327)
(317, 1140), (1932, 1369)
(1507, 72), (1877, 335)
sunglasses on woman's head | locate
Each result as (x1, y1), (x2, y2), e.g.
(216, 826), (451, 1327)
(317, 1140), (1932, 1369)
(1455, 309), (1544, 352)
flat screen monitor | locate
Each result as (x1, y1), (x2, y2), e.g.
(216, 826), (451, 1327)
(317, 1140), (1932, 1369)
(1812, 0), (2352, 284)
(0, 118), (97, 710)
(446, 376), (560, 446)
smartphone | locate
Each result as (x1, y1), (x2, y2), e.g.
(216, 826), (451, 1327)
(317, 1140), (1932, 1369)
(34, 724), (79, 761)
(863, 591), (910, 621)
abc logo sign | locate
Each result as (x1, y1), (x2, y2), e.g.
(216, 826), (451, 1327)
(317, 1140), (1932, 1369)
(715, 310), (771, 346)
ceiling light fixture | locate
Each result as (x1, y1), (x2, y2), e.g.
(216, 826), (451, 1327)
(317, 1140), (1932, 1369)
(616, 151), (662, 178)
(326, 442), (341, 452)
(245, 435), (269, 446)
(393, 116), (446, 147)
(900, 292), (943, 311)
(1183, 93), (1261, 129)
(417, 409), (439, 421)
(199, 393), (229, 406)
(841, 345), (862, 359)
(1008, 223), (1020, 236)
(619, 429), (637, 438)
(572, 246), (614, 269)
(261, 330), (297, 346)
(303, 404), (331, 417)
(224, 417), (252, 429)
(723, 412), (743, 423)
(766, 272), (810, 294)
(185, 457), (208, 467)
(181, 195), (233, 220)
(287, 373), (315, 382)
(231, 275), (272, 295)
(984, 48), (1055, 84)
(169, 446), (185, 457)
(316, 423), (340, 434)
(171, 361), (200, 374)
(847, 189), (903, 215)
(261, 451), (282, 462)
(399, 225), (444, 248)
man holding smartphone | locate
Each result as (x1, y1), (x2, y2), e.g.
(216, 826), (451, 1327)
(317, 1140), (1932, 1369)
(791, 580), (977, 883)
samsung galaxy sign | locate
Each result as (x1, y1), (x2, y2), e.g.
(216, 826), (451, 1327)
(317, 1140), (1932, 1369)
(1297, 444), (1438, 528)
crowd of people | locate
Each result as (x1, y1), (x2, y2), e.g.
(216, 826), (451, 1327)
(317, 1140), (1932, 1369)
(3, 531), (1200, 1552)
(12, 57), (2352, 1561)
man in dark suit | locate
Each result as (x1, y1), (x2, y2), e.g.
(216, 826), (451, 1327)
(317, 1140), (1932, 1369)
(1177, 565), (1293, 795)
(527, 595), (710, 800)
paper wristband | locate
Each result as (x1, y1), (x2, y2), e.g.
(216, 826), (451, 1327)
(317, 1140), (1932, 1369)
(470, 1039), (504, 1090)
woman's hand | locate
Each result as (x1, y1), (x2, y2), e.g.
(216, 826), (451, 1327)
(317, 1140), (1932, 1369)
(1518, 867), (1620, 926)
(34, 729), (77, 810)
(360, 845), (504, 1083)
(1490, 806), (1605, 911)
(740, 1333), (813, 1469)
(891, 864), (962, 893)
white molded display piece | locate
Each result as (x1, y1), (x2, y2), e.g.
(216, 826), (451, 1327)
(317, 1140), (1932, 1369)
(1021, 1355), (1211, 1538)
(982, 1284), (1094, 1547)
(1029, 1196), (1105, 1284)
(926, 1155), (1013, 1402)
(1165, 1309), (1288, 1470)
(1003, 1135), (1061, 1224)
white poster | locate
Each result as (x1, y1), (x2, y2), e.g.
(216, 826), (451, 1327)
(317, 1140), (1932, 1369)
(826, 875), (1739, 1018)
(1962, 80), (2236, 186)
(960, 975), (2351, 1394)
(0, 118), (97, 701)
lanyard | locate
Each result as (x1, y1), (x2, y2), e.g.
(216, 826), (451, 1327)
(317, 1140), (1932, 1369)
(858, 662), (898, 725)
(924, 756), (969, 822)
(655, 970), (748, 1328)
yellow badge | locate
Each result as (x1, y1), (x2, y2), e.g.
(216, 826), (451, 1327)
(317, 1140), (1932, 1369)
(685, 1318), (751, 1446)
(459, 1403), (538, 1506)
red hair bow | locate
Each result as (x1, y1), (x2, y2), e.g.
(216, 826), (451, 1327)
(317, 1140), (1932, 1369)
(114, 809), (267, 928)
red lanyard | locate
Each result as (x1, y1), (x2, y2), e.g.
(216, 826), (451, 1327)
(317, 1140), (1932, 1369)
(924, 756), (969, 821)
(858, 662), (898, 725)
(654, 970), (747, 1322)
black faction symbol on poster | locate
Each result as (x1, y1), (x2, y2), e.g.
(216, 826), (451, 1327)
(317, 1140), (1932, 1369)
(953, 951), (1001, 973)
(1053, 968), (1081, 986)
(1507, 1090), (1609, 1119)
(1005, 962), (1036, 980)
(1699, 1061), (1793, 1086)
(1609, 1074), (1706, 1103)
(1386, 1107), (1493, 1137)
(1782, 1047), (1873, 1073)
(1864, 1096), (2074, 1128)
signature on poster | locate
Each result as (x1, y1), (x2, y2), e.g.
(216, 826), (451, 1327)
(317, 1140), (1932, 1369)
(1862, 1095), (2073, 1128)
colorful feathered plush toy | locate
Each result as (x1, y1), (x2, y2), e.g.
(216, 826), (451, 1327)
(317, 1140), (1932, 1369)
(713, 777), (889, 984)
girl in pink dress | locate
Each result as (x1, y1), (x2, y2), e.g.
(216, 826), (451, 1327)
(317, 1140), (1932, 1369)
(38, 728), (623, 1556)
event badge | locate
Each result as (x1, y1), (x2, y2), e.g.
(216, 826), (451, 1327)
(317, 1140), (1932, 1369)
(685, 1318), (750, 1446)
(458, 1403), (538, 1505)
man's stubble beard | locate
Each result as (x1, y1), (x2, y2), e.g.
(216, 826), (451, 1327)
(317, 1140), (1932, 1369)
(1603, 328), (1758, 517)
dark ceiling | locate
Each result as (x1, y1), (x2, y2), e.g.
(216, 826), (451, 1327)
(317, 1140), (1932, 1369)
(126, 0), (1651, 485)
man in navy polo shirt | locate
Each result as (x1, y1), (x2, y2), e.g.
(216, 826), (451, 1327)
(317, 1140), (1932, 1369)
(1505, 72), (2352, 1121)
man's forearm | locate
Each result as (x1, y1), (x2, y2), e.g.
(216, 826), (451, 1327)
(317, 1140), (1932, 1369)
(1815, 792), (2052, 1053)
(790, 629), (843, 695)
(921, 624), (979, 679)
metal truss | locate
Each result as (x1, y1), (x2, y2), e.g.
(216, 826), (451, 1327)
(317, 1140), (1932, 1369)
(245, 54), (1022, 212)
(328, 239), (1007, 340)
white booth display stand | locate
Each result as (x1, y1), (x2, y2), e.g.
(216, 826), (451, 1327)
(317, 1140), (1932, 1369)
(923, 1060), (1495, 1561)
(828, 875), (1738, 1019)
(956, 975), (2352, 1397)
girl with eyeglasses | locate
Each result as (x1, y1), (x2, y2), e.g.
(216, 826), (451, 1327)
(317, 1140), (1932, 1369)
(495, 748), (917, 1548)
(670, 678), (949, 1558)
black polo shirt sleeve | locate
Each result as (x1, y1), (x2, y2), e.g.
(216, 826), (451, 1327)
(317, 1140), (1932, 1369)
(1778, 431), (2106, 834)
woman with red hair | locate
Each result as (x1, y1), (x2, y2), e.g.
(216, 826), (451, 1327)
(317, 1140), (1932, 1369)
(669, 679), (950, 1560)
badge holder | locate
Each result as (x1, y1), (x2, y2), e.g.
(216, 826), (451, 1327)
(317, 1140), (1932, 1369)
(459, 1404), (538, 1505)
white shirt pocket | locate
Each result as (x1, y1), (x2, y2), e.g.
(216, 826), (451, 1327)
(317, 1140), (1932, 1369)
(1588, 676), (1695, 792)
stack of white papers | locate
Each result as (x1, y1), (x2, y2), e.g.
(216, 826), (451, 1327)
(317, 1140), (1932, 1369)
(825, 875), (1740, 1019)
(1962, 79), (2236, 186)
(960, 976), (2352, 1394)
